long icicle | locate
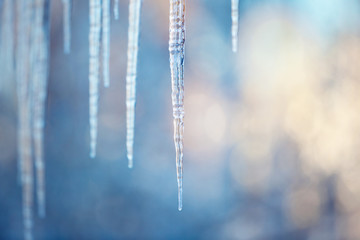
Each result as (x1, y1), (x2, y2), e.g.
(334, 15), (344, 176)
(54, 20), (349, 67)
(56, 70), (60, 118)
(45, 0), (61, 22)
(169, 0), (185, 211)
(125, 0), (142, 168)
(114, 0), (119, 20)
(231, 0), (239, 52)
(89, 0), (102, 158)
(102, 0), (111, 87)
(62, 0), (71, 54)
(15, 0), (25, 185)
(16, 70), (24, 186)
(17, 0), (34, 238)
(31, 0), (50, 218)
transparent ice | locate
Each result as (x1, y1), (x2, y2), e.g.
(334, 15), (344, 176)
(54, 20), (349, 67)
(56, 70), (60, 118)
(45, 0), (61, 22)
(62, 0), (71, 54)
(126, 0), (142, 168)
(89, 0), (102, 158)
(169, 0), (186, 211)
(231, 0), (239, 52)
(102, 0), (111, 87)
(114, 0), (119, 20)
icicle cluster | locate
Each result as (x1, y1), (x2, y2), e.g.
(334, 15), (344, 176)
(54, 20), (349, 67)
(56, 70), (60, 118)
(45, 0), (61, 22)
(231, 0), (239, 52)
(1, 0), (51, 239)
(62, 0), (71, 54)
(169, 0), (186, 211)
(0, 3), (192, 239)
(88, 0), (112, 158)
(125, 0), (142, 168)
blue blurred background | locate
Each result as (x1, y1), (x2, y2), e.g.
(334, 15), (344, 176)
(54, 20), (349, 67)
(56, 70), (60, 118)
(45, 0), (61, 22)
(2, 0), (360, 239)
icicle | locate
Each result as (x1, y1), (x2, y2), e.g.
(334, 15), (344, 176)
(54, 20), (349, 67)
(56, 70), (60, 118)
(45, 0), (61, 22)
(125, 0), (142, 168)
(169, 0), (185, 211)
(22, 108), (34, 240)
(13, 0), (50, 237)
(114, 0), (119, 20)
(89, 0), (102, 158)
(0, 0), (14, 91)
(231, 0), (239, 52)
(102, 0), (110, 87)
(16, 0), (34, 238)
(30, 0), (50, 218)
(15, 0), (25, 186)
(62, 0), (71, 54)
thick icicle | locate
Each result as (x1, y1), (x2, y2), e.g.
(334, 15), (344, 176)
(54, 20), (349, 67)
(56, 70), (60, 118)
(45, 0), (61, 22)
(125, 0), (142, 168)
(89, 0), (102, 158)
(169, 0), (185, 211)
(114, 0), (119, 20)
(62, 0), (71, 54)
(102, 0), (111, 87)
(30, 0), (50, 218)
(231, 0), (239, 52)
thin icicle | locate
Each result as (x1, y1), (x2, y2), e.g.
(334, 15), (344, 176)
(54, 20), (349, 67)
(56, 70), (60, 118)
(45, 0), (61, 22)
(0, 0), (14, 91)
(30, 0), (50, 218)
(15, 0), (25, 186)
(89, 0), (102, 158)
(125, 0), (142, 169)
(114, 0), (119, 20)
(169, 0), (185, 211)
(231, 0), (239, 52)
(102, 0), (110, 87)
(16, 0), (34, 238)
(62, 0), (71, 54)
(22, 107), (34, 240)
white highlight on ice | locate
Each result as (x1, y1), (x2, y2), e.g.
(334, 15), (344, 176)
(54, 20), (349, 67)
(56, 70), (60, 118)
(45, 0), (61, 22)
(169, 0), (186, 211)
(125, 0), (142, 168)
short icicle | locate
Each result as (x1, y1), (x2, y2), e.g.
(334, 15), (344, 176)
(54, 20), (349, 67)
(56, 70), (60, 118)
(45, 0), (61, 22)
(89, 0), (102, 158)
(62, 0), (71, 54)
(114, 0), (119, 20)
(231, 0), (239, 52)
(169, 0), (185, 211)
(125, 0), (142, 168)
(102, 0), (111, 87)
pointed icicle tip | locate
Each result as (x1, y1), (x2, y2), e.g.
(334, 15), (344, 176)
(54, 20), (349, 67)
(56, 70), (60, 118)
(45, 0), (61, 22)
(178, 190), (183, 211)
(127, 154), (133, 169)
